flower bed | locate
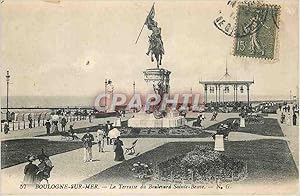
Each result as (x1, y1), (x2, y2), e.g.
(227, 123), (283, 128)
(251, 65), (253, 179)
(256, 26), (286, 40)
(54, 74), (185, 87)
(245, 115), (265, 125)
(154, 145), (247, 184)
(131, 162), (154, 179)
(119, 126), (211, 138)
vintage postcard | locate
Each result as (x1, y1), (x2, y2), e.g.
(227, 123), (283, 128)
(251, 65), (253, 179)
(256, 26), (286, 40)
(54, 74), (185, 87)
(0, 0), (299, 195)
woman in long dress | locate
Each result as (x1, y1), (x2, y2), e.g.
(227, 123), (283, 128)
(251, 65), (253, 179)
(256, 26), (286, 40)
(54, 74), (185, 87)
(23, 156), (38, 184)
(293, 113), (297, 126)
(114, 137), (125, 161)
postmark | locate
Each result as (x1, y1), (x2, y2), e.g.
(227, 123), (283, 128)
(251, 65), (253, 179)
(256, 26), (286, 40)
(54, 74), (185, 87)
(233, 4), (280, 60)
(213, 0), (265, 38)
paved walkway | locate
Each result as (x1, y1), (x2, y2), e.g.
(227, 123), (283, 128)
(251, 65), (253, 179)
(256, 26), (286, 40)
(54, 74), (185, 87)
(1, 111), (298, 195)
(1, 133), (286, 194)
(0, 115), (131, 141)
(276, 107), (299, 169)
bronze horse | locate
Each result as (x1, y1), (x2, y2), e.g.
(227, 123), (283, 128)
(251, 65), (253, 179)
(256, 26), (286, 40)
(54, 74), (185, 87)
(148, 36), (164, 68)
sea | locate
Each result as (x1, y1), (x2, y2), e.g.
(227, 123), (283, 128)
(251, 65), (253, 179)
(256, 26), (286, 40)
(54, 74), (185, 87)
(0, 96), (95, 120)
(0, 96), (95, 108)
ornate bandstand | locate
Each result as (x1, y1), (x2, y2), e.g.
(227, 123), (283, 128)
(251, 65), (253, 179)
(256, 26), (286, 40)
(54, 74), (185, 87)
(199, 66), (254, 105)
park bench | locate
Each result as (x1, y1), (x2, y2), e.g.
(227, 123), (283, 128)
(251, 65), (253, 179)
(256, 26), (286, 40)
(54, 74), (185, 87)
(125, 139), (138, 155)
(60, 132), (73, 141)
(60, 132), (79, 141)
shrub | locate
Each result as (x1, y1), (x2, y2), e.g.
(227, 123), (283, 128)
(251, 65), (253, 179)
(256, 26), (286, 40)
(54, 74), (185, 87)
(156, 145), (247, 183)
(131, 162), (154, 179)
(130, 128), (141, 135)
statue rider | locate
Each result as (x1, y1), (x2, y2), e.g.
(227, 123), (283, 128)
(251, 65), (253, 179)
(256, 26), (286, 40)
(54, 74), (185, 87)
(145, 18), (164, 58)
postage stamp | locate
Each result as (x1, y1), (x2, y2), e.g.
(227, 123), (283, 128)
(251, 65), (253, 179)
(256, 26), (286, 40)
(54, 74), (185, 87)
(233, 4), (280, 60)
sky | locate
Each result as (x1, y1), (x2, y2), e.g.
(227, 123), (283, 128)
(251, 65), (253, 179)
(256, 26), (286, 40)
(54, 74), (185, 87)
(0, 0), (299, 101)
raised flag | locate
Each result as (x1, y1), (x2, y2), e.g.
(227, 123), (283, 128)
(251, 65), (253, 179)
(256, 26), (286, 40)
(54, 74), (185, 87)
(145, 5), (156, 30)
(135, 3), (155, 44)
(147, 5), (155, 21)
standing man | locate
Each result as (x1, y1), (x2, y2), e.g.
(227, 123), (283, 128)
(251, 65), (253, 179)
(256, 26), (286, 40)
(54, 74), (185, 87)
(37, 114), (41, 126)
(105, 121), (112, 145)
(96, 126), (105, 152)
(293, 112), (297, 126)
(81, 129), (94, 162)
(45, 120), (51, 135)
(28, 114), (33, 128)
(279, 104), (282, 112)
(280, 113), (285, 124)
(61, 116), (67, 132)
(68, 124), (76, 140)
(88, 112), (92, 123)
(4, 122), (9, 134)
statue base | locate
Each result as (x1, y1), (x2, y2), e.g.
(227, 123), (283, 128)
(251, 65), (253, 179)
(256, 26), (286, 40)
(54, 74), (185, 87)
(134, 66), (179, 128)
(128, 112), (186, 128)
(143, 67), (171, 95)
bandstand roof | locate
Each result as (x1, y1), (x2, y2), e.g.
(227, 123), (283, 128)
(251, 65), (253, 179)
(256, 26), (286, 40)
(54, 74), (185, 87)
(199, 80), (254, 85)
(199, 65), (254, 86)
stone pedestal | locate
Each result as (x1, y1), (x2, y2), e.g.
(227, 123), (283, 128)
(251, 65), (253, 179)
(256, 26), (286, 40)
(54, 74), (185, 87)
(240, 117), (245, 128)
(214, 134), (224, 151)
(128, 112), (186, 128)
(143, 68), (171, 95)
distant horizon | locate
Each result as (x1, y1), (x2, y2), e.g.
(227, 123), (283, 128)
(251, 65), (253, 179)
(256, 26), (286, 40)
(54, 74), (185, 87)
(0, 94), (298, 109)
(0, 93), (297, 99)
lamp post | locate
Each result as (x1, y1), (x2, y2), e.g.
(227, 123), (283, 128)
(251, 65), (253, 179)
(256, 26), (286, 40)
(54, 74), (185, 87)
(133, 81), (136, 96)
(104, 79), (107, 112)
(133, 81), (136, 113)
(105, 79), (113, 112)
(6, 70), (10, 125)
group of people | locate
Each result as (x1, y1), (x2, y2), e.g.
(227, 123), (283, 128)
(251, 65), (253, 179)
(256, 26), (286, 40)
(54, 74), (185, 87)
(279, 103), (299, 113)
(279, 103), (298, 126)
(210, 111), (218, 121)
(45, 113), (92, 136)
(44, 115), (67, 135)
(23, 122), (126, 184)
(23, 151), (53, 185)
(281, 112), (297, 126)
(193, 113), (205, 128)
(81, 121), (125, 163)
(279, 104), (291, 113)
(44, 110), (95, 136)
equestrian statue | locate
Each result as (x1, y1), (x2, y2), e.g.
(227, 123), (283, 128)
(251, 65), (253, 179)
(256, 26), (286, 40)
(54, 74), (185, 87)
(136, 4), (165, 68)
